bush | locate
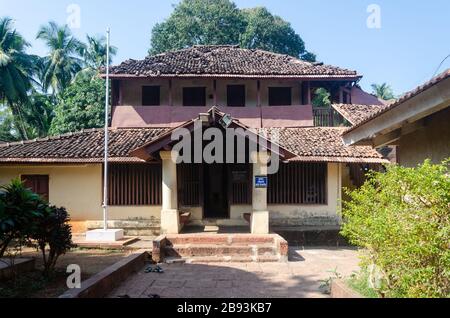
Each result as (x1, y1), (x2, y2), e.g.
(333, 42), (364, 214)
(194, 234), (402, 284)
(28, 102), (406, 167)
(0, 179), (74, 276)
(32, 206), (75, 276)
(341, 160), (450, 298)
(0, 179), (44, 258)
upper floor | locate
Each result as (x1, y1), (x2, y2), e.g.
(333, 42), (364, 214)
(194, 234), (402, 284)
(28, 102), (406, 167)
(106, 45), (382, 128)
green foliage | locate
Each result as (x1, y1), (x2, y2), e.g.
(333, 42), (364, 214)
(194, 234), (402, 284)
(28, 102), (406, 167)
(312, 88), (331, 108)
(149, 0), (315, 60)
(341, 160), (450, 298)
(240, 7), (314, 61)
(49, 77), (105, 135)
(346, 269), (379, 298)
(32, 206), (74, 276)
(371, 83), (395, 101)
(0, 179), (44, 258)
(0, 179), (74, 276)
(36, 21), (84, 94)
(150, 0), (245, 55)
(319, 267), (342, 294)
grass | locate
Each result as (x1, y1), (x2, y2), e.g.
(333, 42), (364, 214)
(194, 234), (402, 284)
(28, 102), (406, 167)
(346, 269), (380, 298)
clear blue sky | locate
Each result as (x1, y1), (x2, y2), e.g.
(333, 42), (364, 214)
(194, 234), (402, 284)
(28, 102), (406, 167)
(1, 0), (449, 96)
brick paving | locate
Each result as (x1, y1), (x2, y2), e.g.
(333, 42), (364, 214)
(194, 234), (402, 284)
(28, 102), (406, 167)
(108, 247), (359, 298)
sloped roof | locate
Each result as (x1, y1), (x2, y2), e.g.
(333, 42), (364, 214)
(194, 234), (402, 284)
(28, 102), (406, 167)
(346, 69), (450, 133)
(0, 128), (169, 163)
(260, 127), (385, 163)
(332, 104), (388, 126)
(106, 45), (360, 79)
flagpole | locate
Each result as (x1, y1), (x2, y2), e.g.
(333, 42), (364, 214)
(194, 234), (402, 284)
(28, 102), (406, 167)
(103, 28), (110, 231)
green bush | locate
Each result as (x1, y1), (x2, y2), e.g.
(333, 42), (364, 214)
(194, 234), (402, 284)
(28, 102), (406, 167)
(341, 159), (450, 298)
(0, 179), (74, 276)
(33, 206), (74, 276)
(0, 179), (44, 258)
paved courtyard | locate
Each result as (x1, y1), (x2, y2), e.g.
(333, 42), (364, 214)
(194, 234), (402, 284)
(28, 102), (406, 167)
(108, 247), (360, 298)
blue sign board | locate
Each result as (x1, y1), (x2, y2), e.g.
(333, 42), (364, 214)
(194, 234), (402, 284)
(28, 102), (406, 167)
(255, 176), (268, 188)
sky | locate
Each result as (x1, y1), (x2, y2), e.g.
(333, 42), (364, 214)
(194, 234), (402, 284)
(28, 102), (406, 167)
(1, 0), (449, 96)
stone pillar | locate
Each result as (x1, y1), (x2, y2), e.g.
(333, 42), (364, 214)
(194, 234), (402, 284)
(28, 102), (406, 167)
(160, 151), (180, 234)
(251, 151), (270, 234)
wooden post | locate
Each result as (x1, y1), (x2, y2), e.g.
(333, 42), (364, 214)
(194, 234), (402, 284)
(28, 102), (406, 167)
(213, 79), (217, 105)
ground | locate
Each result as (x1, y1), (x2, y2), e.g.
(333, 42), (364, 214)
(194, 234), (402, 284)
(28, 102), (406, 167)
(0, 248), (131, 298)
(108, 247), (360, 298)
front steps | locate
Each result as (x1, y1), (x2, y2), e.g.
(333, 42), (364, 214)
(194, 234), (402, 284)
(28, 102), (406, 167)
(153, 234), (288, 263)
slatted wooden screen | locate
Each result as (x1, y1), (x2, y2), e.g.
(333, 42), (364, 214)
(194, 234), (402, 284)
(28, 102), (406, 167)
(108, 163), (162, 206)
(230, 164), (252, 205)
(268, 163), (327, 205)
(177, 164), (201, 206)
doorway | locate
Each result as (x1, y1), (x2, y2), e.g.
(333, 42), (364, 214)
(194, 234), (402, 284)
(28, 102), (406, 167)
(203, 164), (229, 219)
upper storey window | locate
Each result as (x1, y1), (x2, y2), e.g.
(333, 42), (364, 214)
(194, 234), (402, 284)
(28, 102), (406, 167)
(183, 87), (206, 106)
(142, 86), (160, 106)
(269, 87), (292, 106)
(227, 85), (246, 107)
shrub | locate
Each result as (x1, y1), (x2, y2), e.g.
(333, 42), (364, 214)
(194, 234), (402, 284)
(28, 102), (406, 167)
(341, 159), (450, 298)
(32, 206), (75, 276)
(0, 179), (44, 258)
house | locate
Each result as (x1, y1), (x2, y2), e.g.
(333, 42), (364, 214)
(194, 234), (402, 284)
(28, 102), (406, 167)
(343, 69), (450, 167)
(0, 45), (387, 236)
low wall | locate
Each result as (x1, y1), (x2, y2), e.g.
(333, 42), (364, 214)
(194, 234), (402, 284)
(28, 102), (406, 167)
(331, 279), (363, 298)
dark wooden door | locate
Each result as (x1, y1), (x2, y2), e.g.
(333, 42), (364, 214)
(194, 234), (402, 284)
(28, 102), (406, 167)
(203, 164), (229, 219)
(21, 175), (49, 202)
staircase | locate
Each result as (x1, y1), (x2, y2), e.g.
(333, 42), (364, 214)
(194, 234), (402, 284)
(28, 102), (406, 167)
(153, 234), (288, 263)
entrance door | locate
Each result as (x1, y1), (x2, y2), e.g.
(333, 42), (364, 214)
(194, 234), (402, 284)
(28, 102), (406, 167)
(203, 164), (229, 219)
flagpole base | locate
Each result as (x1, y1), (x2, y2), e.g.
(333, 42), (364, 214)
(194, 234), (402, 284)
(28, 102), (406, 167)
(86, 229), (124, 242)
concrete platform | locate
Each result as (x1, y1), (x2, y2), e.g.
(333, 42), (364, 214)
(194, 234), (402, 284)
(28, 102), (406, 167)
(73, 235), (139, 249)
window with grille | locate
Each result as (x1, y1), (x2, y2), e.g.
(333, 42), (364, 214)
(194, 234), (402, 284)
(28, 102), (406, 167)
(108, 164), (162, 206)
(21, 175), (49, 202)
(268, 163), (327, 205)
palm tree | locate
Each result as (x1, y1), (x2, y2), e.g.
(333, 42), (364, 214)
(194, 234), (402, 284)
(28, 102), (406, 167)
(0, 17), (36, 139)
(36, 21), (84, 94)
(371, 83), (395, 101)
(82, 35), (117, 69)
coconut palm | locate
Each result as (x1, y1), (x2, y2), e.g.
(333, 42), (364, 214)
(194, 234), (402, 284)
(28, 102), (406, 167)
(82, 34), (117, 69)
(371, 83), (395, 101)
(0, 17), (36, 139)
(36, 21), (84, 94)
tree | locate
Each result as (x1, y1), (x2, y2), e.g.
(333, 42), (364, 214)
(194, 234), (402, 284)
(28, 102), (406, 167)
(312, 88), (331, 108)
(150, 0), (245, 55)
(371, 83), (395, 101)
(240, 7), (315, 61)
(49, 77), (105, 135)
(149, 0), (315, 60)
(82, 35), (117, 70)
(341, 160), (450, 298)
(0, 17), (37, 139)
(36, 22), (84, 94)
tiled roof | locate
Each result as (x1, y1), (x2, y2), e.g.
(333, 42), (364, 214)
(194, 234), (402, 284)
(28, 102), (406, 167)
(0, 128), (169, 163)
(260, 127), (385, 163)
(346, 69), (450, 133)
(107, 45), (359, 79)
(332, 104), (388, 126)
(0, 127), (386, 164)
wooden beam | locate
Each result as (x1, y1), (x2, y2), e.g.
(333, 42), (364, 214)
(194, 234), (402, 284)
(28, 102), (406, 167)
(372, 129), (401, 148)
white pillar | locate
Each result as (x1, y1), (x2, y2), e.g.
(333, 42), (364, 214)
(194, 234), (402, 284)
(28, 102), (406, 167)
(251, 151), (270, 234)
(160, 151), (180, 234)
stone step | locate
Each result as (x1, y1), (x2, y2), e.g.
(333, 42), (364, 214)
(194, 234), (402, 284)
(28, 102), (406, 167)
(165, 254), (282, 264)
(164, 244), (277, 258)
(165, 234), (276, 246)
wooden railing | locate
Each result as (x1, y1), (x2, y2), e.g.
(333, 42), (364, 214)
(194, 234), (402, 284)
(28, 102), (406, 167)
(313, 107), (346, 127)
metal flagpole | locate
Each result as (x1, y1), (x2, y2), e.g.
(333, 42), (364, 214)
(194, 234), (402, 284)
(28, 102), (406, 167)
(103, 28), (110, 231)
